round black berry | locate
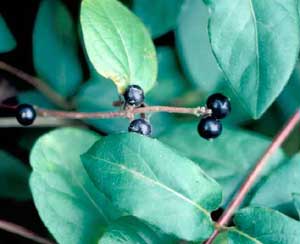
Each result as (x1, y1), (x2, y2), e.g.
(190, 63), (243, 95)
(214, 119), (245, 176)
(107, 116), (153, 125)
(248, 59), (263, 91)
(128, 118), (152, 136)
(123, 85), (144, 107)
(16, 104), (36, 126)
(206, 93), (231, 119)
(197, 117), (222, 140)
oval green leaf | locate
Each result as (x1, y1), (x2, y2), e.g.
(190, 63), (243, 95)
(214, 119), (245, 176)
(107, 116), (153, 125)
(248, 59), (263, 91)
(82, 133), (222, 241)
(206, 0), (300, 118)
(30, 128), (122, 244)
(0, 15), (16, 53)
(213, 228), (261, 244)
(81, 0), (157, 94)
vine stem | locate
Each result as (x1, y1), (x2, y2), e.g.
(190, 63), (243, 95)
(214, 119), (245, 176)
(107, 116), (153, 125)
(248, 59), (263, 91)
(205, 109), (300, 244)
(0, 219), (54, 244)
(0, 61), (72, 110)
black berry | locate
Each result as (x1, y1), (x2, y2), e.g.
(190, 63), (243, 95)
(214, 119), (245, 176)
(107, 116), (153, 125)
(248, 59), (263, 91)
(197, 117), (222, 140)
(123, 85), (144, 107)
(16, 104), (36, 126)
(128, 118), (152, 136)
(206, 93), (231, 119)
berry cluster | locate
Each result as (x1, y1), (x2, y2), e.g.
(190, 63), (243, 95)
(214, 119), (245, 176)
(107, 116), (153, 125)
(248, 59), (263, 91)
(197, 93), (231, 140)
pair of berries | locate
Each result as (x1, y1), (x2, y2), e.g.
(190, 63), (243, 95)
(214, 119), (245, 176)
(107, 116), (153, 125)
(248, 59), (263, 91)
(197, 93), (231, 140)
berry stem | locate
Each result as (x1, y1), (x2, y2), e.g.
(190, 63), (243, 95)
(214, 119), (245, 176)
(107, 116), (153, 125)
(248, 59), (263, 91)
(0, 61), (72, 110)
(0, 219), (54, 244)
(205, 109), (300, 244)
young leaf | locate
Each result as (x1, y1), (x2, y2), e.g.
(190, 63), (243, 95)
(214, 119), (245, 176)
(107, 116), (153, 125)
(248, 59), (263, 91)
(99, 216), (175, 244)
(33, 0), (83, 97)
(234, 207), (300, 243)
(30, 128), (122, 244)
(250, 154), (300, 218)
(159, 123), (285, 206)
(213, 228), (261, 244)
(82, 133), (222, 241)
(176, 0), (221, 91)
(205, 0), (300, 118)
(0, 15), (16, 53)
(80, 0), (157, 94)
(132, 0), (183, 38)
(292, 193), (300, 217)
(0, 150), (30, 200)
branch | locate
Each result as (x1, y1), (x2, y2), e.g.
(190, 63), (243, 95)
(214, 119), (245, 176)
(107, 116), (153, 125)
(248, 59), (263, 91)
(205, 109), (300, 244)
(0, 219), (54, 244)
(0, 61), (72, 110)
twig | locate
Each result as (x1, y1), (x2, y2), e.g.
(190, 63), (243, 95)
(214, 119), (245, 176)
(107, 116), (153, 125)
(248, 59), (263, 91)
(36, 106), (211, 119)
(0, 219), (54, 244)
(0, 61), (72, 110)
(205, 109), (300, 244)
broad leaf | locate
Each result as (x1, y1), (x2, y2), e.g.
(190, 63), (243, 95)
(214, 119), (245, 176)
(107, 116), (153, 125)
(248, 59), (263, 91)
(159, 123), (285, 206)
(292, 193), (300, 217)
(82, 133), (222, 241)
(213, 228), (261, 244)
(234, 207), (300, 243)
(0, 15), (16, 53)
(30, 128), (121, 244)
(176, 0), (221, 91)
(133, 0), (183, 38)
(0, 150), (30, 200)
(250, 154), (300, 218)
(81, 0), (157, 94)
(33, 0), (83, 97)
(206, 0), (300, 118)
(18, 90), (56, 109)
(99, 216), (175, 244)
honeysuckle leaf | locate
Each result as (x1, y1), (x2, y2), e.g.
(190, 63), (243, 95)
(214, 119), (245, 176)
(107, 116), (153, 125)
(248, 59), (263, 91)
(205, 0), (300, 118)
(213, 228), (261, 244)
(81, 0), (157, 94)
(0, 15), (16, 53)
(250, 154), (300, 218)
(0, 150), (30, 200)
(33, 0), (83, 97)
(234, 207), (300, 243)
(18, 90), (56, 109)
(30, 128), (122, 244)
(159, 123), (285, 207)
(132, 0), (183, 38)
(82, 133), (222, 242)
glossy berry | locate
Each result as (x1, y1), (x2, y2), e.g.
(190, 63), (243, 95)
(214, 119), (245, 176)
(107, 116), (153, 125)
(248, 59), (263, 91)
(206, 93), (231, 119)
(128, 118), (152, 136)
(197, 117), (222, 140)
(123, 85), (144, 107)
(16, 104), (36, 126)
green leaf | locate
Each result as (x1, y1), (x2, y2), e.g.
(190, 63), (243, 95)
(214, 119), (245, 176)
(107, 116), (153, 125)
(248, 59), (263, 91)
(159, 123), (285, 206)
(80, 0), (157, 94)
(132, 0), (183, 38)
(292, 193), (300, 217)
(0, 150), (30, 200)
(234, 207), (300, 243)
(206, 0), (300, 118)
(33, 0), (83, 97)
(18, 90), (56, 109)
(0, 15), (16, 53)
(99, 216), (175, 244)
(30, 128), (122, 244)
(213, 228), (261, 244)
(82, 133), (222, 241)
(176, 0), (221, 91)
(250, 154), (300, 218)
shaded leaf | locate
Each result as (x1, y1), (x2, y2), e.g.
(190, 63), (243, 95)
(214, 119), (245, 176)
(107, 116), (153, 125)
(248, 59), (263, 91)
(81, 0), (157, 94)
(213, 228), (261, 244)
(82, 133), (222, 241)
(33, 0), (83, 97)
(0, 15), (16, 53)
(18, 90), (56, 109)
(292, 193), (300, 218)
(206, 0), (300, 118)
(30, 128), (121, 244)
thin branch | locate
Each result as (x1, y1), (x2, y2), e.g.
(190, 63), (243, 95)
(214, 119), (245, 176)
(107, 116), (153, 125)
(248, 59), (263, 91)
(36, 106), (211, 119)
(205, 109), (300, 244)
(0, 61), (72, 110)
(0, 219), (54, 244)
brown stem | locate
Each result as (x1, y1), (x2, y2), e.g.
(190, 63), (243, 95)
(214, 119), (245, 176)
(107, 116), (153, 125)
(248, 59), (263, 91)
(0, 61), (72, 110)
(0, 219), (54, 244)
(205, 109), (300, 244)
(36, 106), (211, 119)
